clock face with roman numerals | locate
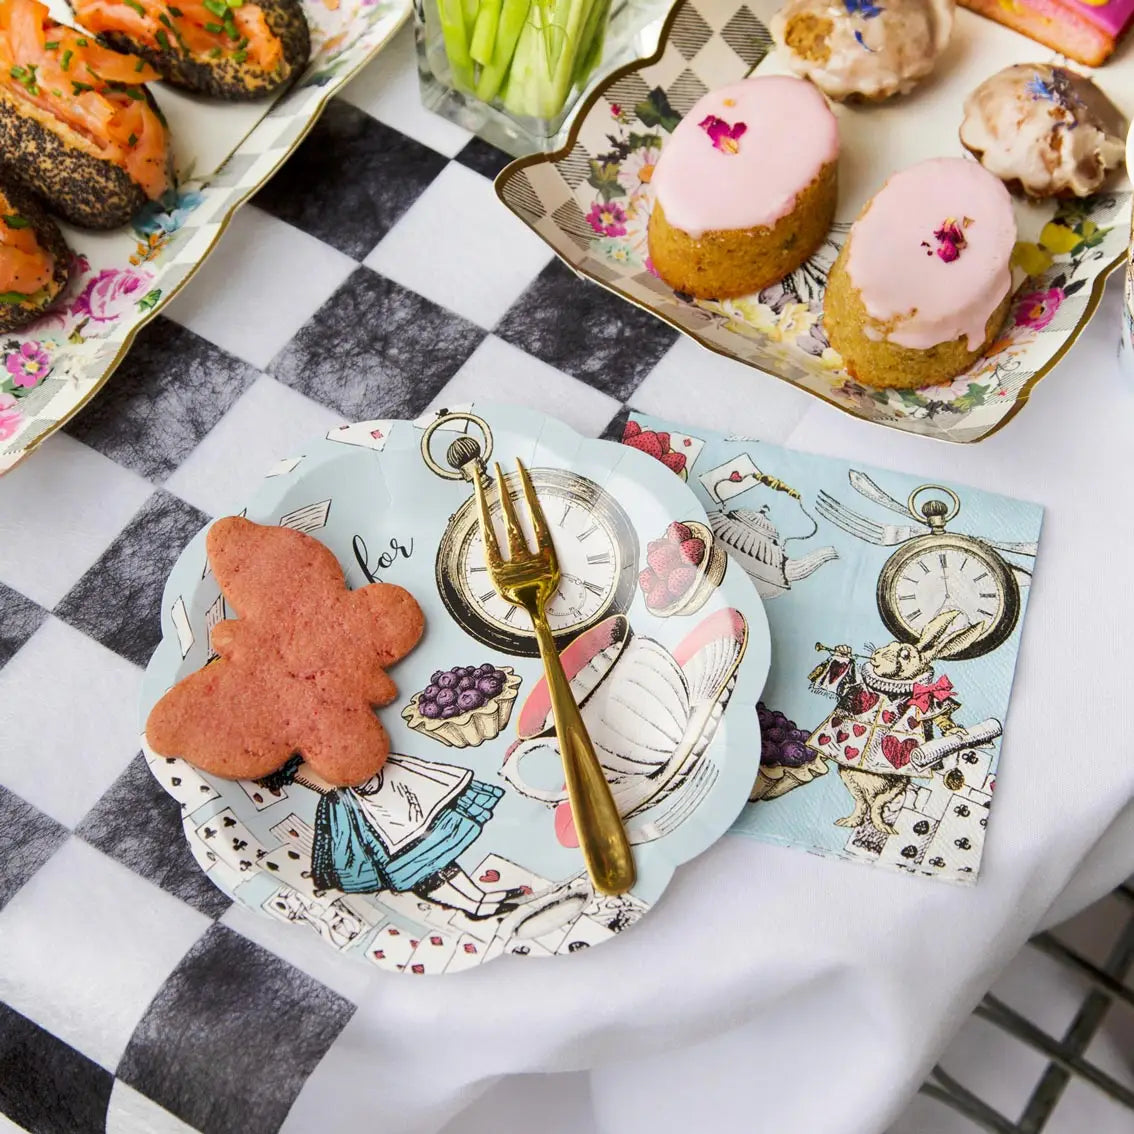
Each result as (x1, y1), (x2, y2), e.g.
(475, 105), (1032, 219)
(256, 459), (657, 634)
(436, 467), (639, 656)
(876, 533), (1021, 661)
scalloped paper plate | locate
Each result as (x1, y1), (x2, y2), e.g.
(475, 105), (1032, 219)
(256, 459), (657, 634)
(0, 0), (411, 475)
(495, 0), (1134, 443)
(139, 403), (770, 973)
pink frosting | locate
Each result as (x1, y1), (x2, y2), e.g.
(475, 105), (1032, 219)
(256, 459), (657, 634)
(845, 157), (1017, 352)
(651, 76), (839, 239)
(1063, 0), (1134, 37)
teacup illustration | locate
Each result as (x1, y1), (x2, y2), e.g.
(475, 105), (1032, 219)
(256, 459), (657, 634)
(501, 609), (748, 845)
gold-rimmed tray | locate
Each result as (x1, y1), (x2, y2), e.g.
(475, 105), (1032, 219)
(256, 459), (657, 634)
(495, 0), (1134, 443)
(0, 0), (411, 475)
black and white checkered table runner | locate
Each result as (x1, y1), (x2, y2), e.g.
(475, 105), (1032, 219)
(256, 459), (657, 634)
(0, 27), (699, 1133)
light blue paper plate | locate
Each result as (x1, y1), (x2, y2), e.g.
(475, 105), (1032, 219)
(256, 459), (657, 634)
(139, 403), (770, 973)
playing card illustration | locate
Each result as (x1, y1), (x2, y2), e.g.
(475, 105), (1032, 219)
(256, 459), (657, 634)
(405, 931), (460, 975)
(443, 933), (489, 973)
(263, 886), (370, 951)
(872, 803), (940, 871)
(193, 808), (271, 876)
(278, 499), (331, 533)
(621, 419), (703, 479)
(365, 923), (416, 970)
(170, 596), (194, 659)
(143, 744), (219, 815)
(264, 455), (304, 478)
(237, 776), (290, 812)
(326, 420), (394, 451)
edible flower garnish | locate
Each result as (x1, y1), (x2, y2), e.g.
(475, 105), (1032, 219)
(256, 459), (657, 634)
(922, 217), (972, 262)
(844, 0), (883, 16)
(699, 115), (747, 154)
(1026, 68), (1080, 115)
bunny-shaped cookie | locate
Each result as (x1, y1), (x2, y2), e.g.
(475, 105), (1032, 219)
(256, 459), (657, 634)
(806, 610), (987, 834)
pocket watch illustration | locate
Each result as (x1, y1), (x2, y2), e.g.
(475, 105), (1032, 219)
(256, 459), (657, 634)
(817, 475), (1037, 661)
(422, 412), (639, 656)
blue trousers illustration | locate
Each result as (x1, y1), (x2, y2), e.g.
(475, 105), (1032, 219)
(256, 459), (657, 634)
(311, 779), (522, 919)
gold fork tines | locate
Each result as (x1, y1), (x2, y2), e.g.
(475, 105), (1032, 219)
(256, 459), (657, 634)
(472, 459), (635, 896)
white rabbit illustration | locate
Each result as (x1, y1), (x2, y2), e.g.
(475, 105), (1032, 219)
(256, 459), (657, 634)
(806, 610), (1002, 835)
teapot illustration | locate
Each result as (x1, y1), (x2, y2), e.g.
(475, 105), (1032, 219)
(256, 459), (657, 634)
(702, 459), (838, 599)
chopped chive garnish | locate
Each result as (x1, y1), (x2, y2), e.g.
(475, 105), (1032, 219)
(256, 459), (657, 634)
(208, 45), (222, 56)
(204, 21), (224, 32)
(124, 0), (146, 13)
(43, 40), (59, 50)
(123, 84), (144, 99)
(9, 64), (40, 96)
(128, 132), (138, 146)
(52, 87), (62, 96)
(76, 37), (88, 46)
(156, 29), (171, 50)
(233, 48), (247, 62)
(135, 58), (145, 71)
(0, 292), (33, 304)
(3, 215), (30, 229)
(60, 49), (73, 70)
(169, 4), (184, 13)
(203, 0), (227, 14)
(158, 12), (173, 27)
(71, 80), (93, 94)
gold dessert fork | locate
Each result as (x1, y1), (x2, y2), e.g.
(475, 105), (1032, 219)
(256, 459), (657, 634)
(473, 458), (636, 896)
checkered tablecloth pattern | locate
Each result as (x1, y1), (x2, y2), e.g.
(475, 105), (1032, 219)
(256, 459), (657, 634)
(0, 26), (712, 1132)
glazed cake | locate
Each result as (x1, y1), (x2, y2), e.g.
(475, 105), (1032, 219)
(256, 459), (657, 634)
(959, 0), (1134, 68)
(772, 0), (955, 101)
(823, 157), (1018, 389)
(961, 64), (1126, 198)
(647, 76), (839, 300)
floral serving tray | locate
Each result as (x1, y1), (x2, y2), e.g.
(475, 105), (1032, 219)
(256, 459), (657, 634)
(138, 403), (771, 973)
(0, 0), (411, 474)
(495, 0), (1134, 443)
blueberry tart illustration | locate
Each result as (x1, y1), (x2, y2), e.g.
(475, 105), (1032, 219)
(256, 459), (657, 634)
(638, 521), (727, 618)
(402, 663), (522, 748)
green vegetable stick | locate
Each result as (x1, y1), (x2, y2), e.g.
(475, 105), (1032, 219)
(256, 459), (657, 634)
(470, 0), (500, 67)
(502, 10), (555, 118)
(547, 0), (593, 116)
(474, 0), (531, 102)
(438, 0), (475, 92)
(570, 0), (608, 88)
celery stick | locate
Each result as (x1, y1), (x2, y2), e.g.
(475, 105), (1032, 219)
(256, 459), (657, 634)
(545, 0), (592, 116)
(474, 0), (531, 102)
(470, 0), (501, 65)
(462, 0), (478, 27)
(438, 0), (475, 92)
(570, 0), (608, 87)
(503, 8), (557, 118)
